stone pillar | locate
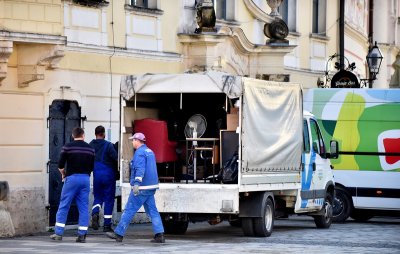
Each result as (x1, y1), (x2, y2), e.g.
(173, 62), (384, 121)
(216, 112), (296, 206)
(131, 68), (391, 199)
(179, 34), (225, 71)
(249, 45), (295, 80)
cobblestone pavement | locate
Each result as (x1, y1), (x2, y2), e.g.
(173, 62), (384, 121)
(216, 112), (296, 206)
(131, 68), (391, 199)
(0, 216), (399, 254)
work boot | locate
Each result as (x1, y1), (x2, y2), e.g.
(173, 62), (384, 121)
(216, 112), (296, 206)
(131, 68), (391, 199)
(76, 234), (86, 243)
(103, 225), (114, 232)
(91, 213), (99, 230)
(106, 231), (123, 242)
(50, 234), (62, 241)
(151, 233), (165, 243)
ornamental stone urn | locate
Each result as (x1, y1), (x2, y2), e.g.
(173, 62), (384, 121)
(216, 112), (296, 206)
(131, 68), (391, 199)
(266, 0), (283, 17)
(264, 0), (288, 44)
(195, 0), (216, 33)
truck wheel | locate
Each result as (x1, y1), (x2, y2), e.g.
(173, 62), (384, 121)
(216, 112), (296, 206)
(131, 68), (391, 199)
(253, 198), (274, 237)
(350, 209), (374, 222)
(241, 218), (255, 236)
(332, 188), (352, 222)
(229, 218), (242, 227)
(162, 219), (189, 235)
(314, 194), (333, 228)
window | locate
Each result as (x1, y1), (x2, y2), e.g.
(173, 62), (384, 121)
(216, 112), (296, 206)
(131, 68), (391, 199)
(312, 0), (326, 35)
(278, 0), (297, 32)
(310, 119), (326, 157)
(131, 0), (157, 9)
(214, 0), (235, 21)
(73, 0), (109, 7)
(303, 120), (310, 153)
(132, 0), (147, 7)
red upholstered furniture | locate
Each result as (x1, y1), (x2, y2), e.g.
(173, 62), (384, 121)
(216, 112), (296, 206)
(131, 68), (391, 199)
(133, 118), (178, 163)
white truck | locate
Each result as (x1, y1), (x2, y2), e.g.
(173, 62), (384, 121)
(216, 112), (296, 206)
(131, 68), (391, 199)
(118, 72), (338, 237)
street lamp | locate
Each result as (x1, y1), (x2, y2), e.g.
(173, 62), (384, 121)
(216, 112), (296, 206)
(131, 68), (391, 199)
(364, 41), (383, 87)
(320, 42), (383, 88)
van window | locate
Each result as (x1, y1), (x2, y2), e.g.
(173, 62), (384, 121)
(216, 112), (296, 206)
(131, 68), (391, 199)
(310, 119), (326, 157)
(303, 120), (310, 153)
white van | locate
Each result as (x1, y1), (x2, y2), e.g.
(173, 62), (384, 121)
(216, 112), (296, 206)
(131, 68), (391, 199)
(304, 88), (400, 222)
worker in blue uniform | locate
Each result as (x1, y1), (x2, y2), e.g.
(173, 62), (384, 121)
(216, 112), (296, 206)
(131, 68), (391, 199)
(106, 132), (165, 243)
(90, 125), (118, 232)
(50, 127), (95, 243)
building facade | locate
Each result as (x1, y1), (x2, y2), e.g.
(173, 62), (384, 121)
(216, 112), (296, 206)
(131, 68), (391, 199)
(0, 0), (398, 236)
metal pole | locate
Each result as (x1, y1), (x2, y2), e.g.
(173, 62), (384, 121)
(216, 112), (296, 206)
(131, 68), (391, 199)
(368, 0), (374, 88)
(339, 0), (345, 70)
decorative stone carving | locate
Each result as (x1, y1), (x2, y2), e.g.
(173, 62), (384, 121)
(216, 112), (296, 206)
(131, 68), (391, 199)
(266, 0), (283, 17)
(264, 18), (289, 44)
(17, 65), (46, 88)
(17, 44), (65, 87)
(264, 0), (288, 44)
(195, 0), (216, 33)
(38, 45), (65, 70)
(179, 27), (295, 77)
(0, 41), (13, 85)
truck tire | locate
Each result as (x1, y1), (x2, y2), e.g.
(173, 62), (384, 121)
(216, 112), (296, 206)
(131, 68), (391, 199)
(253, 198), (274, 237)
(350, 209), (374, 222)
(162, 219), (189, 235)
(241, 218), (255, 236)
(314, 194), (333, 228)
(332, 188), (352, 223)
(229, 218), (242, 227)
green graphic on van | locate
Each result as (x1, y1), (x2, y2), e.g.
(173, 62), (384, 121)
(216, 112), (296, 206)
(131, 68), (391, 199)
(304, 89), (400, 172)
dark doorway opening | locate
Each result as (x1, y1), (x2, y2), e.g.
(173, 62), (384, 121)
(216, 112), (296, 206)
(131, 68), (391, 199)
(48, 100), (82, 226)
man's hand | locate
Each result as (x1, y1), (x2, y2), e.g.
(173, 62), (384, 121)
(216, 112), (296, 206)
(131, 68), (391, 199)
(132, 185), (139, 196)
(59, 168), (66, 182)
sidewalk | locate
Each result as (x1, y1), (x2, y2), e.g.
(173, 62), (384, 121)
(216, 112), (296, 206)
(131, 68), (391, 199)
(0, 223), (173, 254)
(1, 217), (399, 254)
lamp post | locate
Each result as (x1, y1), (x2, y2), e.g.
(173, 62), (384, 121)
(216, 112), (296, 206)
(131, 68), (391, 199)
(363, 41), (383, 88)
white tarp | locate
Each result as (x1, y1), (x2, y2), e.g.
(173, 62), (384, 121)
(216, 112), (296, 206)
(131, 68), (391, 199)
(120, 72), (303, 174)
(120, 71), (243, 100)
(241, 78), (303, 174)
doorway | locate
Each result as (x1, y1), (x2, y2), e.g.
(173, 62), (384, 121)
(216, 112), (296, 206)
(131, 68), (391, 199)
(48, 100), (82, 226)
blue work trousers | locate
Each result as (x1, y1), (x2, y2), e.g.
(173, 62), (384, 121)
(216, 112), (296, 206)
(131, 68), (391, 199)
(114, 189), (164, 236)
(55, 174), (90, 236)
(92, 162), (116, 226)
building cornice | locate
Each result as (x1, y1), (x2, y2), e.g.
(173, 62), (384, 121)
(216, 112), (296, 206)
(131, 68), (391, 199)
(0, 31), (66, 45)
(65, 42), (182, 61)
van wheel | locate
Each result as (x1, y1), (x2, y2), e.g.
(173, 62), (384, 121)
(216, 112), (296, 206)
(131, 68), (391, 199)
(314, 194), (333, 228)
(350, 209), (374, 222)
(333, 188), (352, 222)
(253, 198), (274, 237)
(162, 219), (189, 235)
(241, 218), (255, 236)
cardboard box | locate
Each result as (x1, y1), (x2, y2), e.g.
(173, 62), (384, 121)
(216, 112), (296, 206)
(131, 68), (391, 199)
(230, 107), (239, 114)
(182, 165), (205, 179)
(227, 114), (239, 131)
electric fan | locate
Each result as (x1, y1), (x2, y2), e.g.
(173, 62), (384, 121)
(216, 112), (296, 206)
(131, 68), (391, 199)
(184, 114), (207, 180)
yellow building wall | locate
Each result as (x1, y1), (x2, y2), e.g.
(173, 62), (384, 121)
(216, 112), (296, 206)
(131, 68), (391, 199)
(107, 0), (126, 48)
(59, 51), (182, 74)
(1, 0), (62, 35)
(160, 0), (181, 53)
